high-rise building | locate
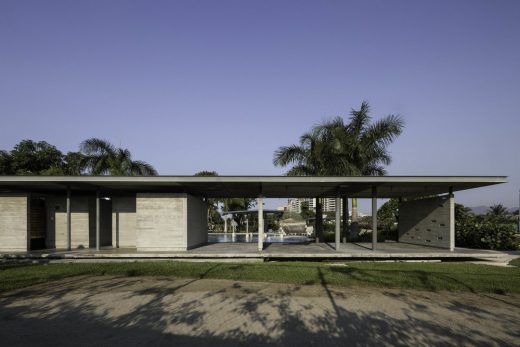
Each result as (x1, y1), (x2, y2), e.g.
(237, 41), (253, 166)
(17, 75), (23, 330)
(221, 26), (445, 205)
(286, 198), (342, 213)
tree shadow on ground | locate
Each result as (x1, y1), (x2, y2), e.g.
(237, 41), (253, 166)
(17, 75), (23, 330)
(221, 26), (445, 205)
(0, 274), (518, 347)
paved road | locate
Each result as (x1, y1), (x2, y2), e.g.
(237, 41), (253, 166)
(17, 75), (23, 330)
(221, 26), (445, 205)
(1, 276), (519, 346)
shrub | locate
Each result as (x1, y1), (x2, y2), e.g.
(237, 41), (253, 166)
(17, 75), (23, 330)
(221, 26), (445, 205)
(479, 222), (517, 250)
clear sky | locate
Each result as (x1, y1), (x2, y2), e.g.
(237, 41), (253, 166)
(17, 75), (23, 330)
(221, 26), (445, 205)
(1, 0), (519, 212)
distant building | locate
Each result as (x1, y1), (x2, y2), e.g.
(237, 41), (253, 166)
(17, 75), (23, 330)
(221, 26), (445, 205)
(286, 198), (342, 213)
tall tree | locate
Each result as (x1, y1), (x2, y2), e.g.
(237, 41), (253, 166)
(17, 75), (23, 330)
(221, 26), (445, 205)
(316, 101), (404, 238)
(0, 150), (13, 175)
(7, 140), (65, 175)
(274, 101), (404, 241)
(80, 138), (157, 176)
(485, 204), (513, 224)
(273, 128), (328, 240)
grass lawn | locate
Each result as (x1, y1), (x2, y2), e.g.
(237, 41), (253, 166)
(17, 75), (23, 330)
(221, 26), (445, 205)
(1, 259), (520, 294)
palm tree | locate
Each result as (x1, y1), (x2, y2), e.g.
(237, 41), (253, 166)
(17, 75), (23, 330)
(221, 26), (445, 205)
(275, 101), (404, 240)
(273, 128), (331, 240)
(80, 138), (157, 176)
(485, 204), (512, 224)
(316, 101), (404, 238)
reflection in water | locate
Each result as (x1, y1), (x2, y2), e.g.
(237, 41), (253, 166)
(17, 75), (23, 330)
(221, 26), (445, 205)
(208, 233), (311, 243)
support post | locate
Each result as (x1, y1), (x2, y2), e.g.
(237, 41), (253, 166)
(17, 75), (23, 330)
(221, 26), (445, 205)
(224, 217), (227, 233)
(342, 196), (348, 243)
(66, 187), (71, 251)
(449, 187), (455, 251)
(96, 189), (100, 251)
(372, 186), (377, 251)
(335, 194), (341, 251)
(257, 196), (264, 251)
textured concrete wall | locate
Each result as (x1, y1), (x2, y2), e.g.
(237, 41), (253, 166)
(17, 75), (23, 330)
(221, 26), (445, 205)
(112, 196), (136, 248)
(0, 194), (28, 252)
(186, 195), (208, 249)
(46, 195), (111, 249)
(136, 193), (186, 251)
(47, 196), (91, 249)
(398, 195), (453, 248)
(136, 193), (207, 251)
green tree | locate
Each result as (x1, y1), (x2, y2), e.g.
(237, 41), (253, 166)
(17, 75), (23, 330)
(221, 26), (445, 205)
(8, 140), (65, 175)
(378, 198), (399, 240)
(485, 204), (512, 223)
(80, 138), (157, 176)
(273, 128), (328, 240)
(63, 152), (87, 175)
(455, 203), (479, 248)
(314, 101), (404, 238)
(273, 101), (404, 241)
(0, 150), (14, 175)
(300, 201), (315, 221)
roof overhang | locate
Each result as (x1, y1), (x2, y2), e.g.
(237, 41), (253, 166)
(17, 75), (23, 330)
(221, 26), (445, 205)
(0, 175), (507, 198)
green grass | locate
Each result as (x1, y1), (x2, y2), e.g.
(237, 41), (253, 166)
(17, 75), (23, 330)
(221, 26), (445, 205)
(510, 257), (520, 267)
(2, 260), (520, 294)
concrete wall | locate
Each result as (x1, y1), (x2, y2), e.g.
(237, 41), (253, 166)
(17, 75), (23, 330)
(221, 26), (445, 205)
(112, 195), (136, 248)
(136, 193), (207, 251)
(186, 194), (208, 249)
(398, 195), (453, 249)
(0, 194), (28, 252)
(46, 195), (112, 249)
(47, 196), (91, 249)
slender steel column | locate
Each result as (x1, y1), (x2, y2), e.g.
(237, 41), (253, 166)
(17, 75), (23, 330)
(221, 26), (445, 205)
(372, 186), (377, 251)
(335, 194), (341, 251)
(96, 190), (100, 251)
(66, 187), (71, 251)
(257, 196), (264, 251)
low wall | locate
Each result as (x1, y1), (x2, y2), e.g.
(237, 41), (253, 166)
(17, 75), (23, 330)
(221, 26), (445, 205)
(0, 194), (28, 252)
(136, 193), (206, 251)
(398, 195), (454, 249)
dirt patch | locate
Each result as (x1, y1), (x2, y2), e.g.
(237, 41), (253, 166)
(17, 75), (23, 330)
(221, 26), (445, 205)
(1, 276), (519, 346)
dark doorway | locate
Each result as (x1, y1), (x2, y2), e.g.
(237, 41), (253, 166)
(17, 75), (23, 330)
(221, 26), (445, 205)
(30, 198), (47, 250)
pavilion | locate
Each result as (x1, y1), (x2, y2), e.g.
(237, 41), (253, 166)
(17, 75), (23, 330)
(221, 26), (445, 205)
(0, 175), (507, 256)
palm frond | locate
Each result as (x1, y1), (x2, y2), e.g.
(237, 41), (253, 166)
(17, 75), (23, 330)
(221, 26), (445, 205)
(273, 145), (307, 167)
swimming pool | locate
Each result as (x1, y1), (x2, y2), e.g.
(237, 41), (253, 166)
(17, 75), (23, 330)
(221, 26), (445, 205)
(208, 233), (311, 243)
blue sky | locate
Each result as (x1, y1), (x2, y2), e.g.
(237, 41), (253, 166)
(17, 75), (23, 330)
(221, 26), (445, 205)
(1, 0), (519, 211)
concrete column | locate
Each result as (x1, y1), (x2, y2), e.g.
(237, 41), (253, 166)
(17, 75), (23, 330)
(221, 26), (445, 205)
(224, 218), (228, 233)
(342, 196), (348, 243)
(245, 218), (249, 236)
(96, 190), (100, 251)
(335, 194), (341, 251)
(257, 196), (264, 251)
(372, 186), (377, 251)
(449, 192), (455, 251)
(66, 187), (71, 251)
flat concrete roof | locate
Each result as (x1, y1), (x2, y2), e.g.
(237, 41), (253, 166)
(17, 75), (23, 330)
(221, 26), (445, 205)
(0, 175), (507, 198)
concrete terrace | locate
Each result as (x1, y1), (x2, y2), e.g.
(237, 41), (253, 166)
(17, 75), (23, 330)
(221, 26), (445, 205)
(2, 242), (516, 262)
